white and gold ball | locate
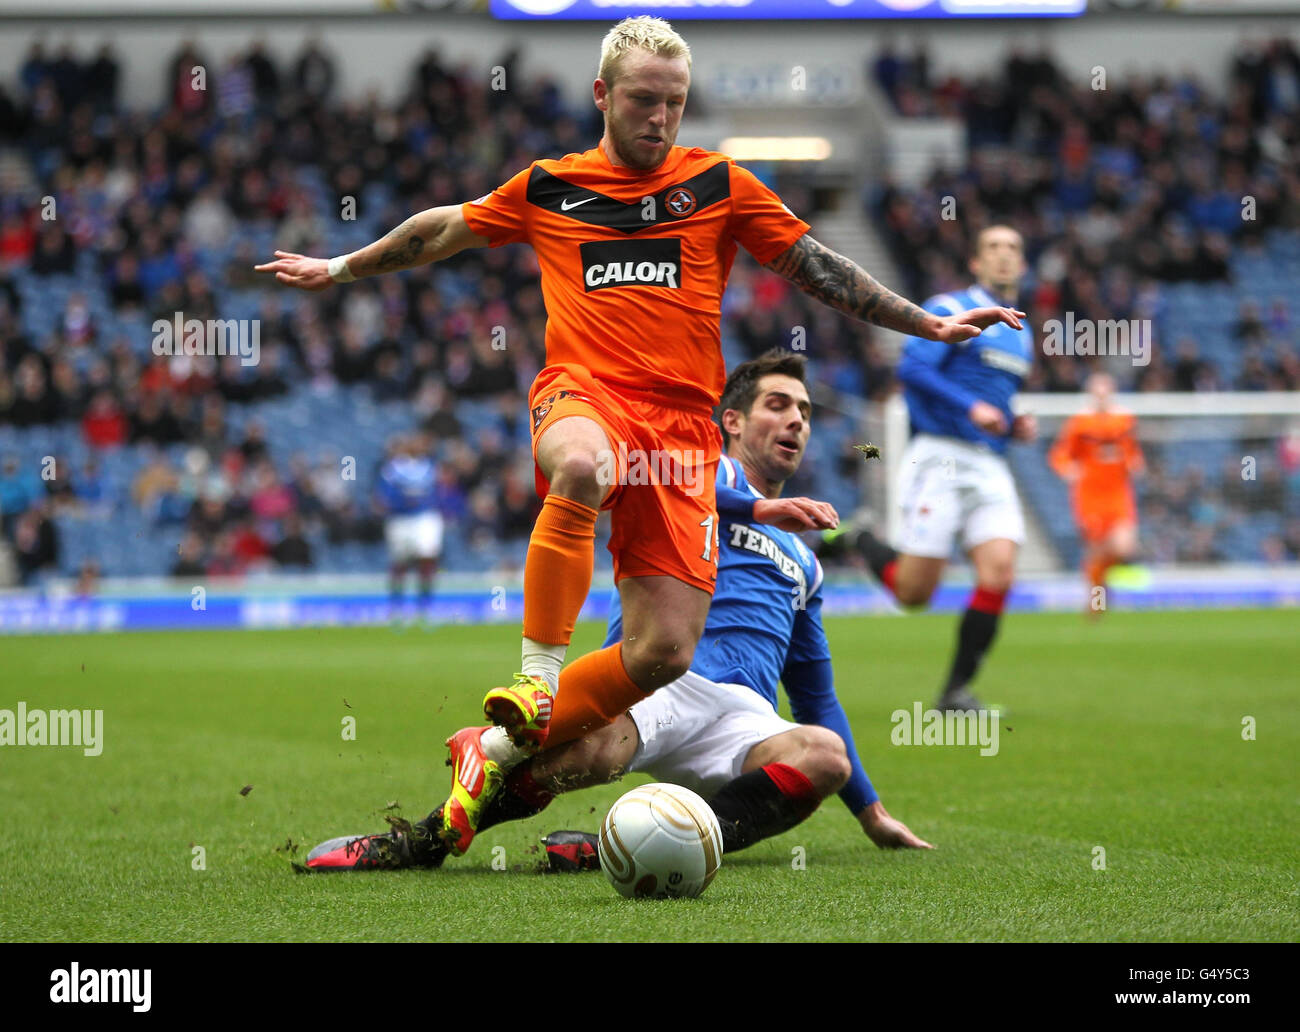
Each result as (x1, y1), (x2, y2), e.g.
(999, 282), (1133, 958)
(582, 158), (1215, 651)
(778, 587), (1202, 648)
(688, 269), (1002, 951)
(598, 783), (723, 900)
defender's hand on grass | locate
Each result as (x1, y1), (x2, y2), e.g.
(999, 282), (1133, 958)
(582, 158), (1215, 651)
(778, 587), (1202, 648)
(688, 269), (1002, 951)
(859, 801), (934, 850)
(753, 497), (839, 532)
(254, 251), (335, 292)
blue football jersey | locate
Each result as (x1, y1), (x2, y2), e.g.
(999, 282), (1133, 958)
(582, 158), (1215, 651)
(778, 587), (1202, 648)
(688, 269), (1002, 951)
(376, 455), (439, 515)
(897, 284), (1033, 455)
(604, 455), (829, 711)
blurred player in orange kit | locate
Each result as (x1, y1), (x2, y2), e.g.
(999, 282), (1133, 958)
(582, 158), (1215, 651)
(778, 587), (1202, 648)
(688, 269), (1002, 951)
(256, 15), (1024, 857)
(1049, 372), (1144, 610)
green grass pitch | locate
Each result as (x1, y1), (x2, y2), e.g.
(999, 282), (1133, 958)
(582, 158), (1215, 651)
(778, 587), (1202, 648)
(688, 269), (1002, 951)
(1, 609), (1295, 942)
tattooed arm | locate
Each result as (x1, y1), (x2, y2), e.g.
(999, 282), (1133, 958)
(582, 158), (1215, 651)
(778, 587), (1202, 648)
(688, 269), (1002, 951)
(763, 234), (1023, 343)
(255, 205), (489, 291)
(348, 206), (487, 276)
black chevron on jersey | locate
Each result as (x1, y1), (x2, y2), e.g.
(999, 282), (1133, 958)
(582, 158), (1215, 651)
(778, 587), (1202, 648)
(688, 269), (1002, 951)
(526, 161), (731, 235)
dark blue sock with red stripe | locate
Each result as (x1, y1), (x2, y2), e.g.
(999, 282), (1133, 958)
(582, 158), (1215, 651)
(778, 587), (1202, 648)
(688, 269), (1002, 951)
(942, 586), (1006, 695)
(854, 528), (899, 596)
(707, 763), (820, 853)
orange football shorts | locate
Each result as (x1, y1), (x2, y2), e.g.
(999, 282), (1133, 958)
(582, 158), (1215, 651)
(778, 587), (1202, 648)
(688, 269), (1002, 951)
(1076, 494), (1137, 544)
(528, 363), (720, 594)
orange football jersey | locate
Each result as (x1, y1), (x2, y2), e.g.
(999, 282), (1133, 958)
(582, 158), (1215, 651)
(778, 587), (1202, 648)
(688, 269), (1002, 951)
(462, 145), (810, 412)
(1049, 410), (1144, 502)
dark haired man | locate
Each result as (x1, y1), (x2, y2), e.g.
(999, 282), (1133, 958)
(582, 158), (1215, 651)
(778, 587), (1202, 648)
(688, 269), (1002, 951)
(825, 225), (1036, 712)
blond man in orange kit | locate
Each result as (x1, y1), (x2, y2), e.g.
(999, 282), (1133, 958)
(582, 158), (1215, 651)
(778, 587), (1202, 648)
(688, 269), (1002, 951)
(257, 16), (1024, 855)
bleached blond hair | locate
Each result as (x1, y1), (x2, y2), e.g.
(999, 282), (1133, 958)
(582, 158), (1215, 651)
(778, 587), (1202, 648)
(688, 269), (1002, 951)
(598, 16), (692, 88)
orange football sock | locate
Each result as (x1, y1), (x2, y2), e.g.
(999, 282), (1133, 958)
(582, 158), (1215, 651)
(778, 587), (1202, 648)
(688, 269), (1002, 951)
(546, 643), (648, 747)
(522, 493), (599, 647)
(1086, 557), (1108, 588)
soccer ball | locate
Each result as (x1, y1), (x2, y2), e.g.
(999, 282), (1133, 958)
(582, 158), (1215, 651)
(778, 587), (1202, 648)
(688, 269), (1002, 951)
(598, 783), (723, 900)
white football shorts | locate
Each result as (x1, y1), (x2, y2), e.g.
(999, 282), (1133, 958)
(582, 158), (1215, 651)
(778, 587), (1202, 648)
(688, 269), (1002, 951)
(384, 511), (444, 563)
(895, 433), (1025, 559)
(626, 670), (799, 798)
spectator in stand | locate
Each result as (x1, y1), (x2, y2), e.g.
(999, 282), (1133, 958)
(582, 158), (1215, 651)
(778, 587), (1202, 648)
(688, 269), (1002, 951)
(40, 454), (76, 513)
(1171, 339), (1214, 392)
(293, 37), (336, 104)
(498, 464), (540, 541)
(49, 359), (86, 421)
(371, 350), (407, 404)
(192, 396), (228, 463)
(433, 459), (469, 528)
(206, 530), (242, 577)
(82, 389), (128, 448)
(249, 345), (289, 400)
(20, 40), (49, 98)
(10, 355), (57, 426)
(188, 493), (228, 539)
(85, 43), (120, 113)
(75, 560), (100, 598)
(334, 325), (373, 385)
(0, 212), (36, 268)
(230, 517), (271, 571)
(415, 377), (463, 441)
(272, 513), (313, 569)
(171, 531), (207, 578)
(73, 457), (113, 514)
(133, 449), (184, 525)
(184, 184), (235, 251)
(13, 504), (58, 585)
(246, 41), (280, 112)
(167, 41), (211, 117)
(248, 460), (295, 524)
(1233, 299), (1267, 344)
(130, 389), (186, 445)
(236, 420), (270, 465)
(285, 453), (320, 518)
(1, 454), (43, 537)
(31, 225), (76, 276)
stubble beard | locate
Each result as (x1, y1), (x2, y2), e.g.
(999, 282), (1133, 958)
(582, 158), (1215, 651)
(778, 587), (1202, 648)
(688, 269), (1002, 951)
(608, 112), (669, 172)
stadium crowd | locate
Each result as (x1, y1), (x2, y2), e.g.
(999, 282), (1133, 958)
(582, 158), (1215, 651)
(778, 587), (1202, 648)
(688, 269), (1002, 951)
(0, 34), (1297, 585)
(872, 36), (1300, 394)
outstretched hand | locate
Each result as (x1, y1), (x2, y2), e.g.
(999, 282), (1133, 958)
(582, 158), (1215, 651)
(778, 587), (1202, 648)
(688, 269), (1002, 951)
(753, 496), (839, 532)
(254, 251), (334, 292)
(930, 306), (1025, 343)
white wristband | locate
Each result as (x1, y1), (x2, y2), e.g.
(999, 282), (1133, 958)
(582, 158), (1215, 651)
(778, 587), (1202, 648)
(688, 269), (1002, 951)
(327, 255), (356, 283)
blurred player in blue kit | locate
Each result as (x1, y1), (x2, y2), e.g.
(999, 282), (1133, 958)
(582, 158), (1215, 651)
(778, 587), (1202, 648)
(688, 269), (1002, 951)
(824, 225), (1036, 712)
(375, 433), (443, 616)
